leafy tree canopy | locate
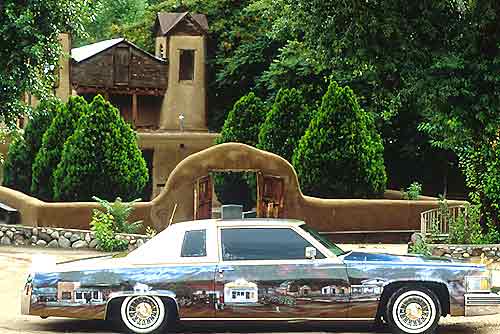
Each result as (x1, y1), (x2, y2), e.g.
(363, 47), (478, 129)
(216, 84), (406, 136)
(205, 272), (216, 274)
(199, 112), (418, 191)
(0, 0), (92, 126)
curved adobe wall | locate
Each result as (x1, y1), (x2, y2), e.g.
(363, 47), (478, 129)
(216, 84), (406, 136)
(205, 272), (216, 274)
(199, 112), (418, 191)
(150, 143), (467, 233)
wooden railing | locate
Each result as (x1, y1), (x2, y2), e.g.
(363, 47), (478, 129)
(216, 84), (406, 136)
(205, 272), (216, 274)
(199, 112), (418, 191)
(420, 205), (467, 238)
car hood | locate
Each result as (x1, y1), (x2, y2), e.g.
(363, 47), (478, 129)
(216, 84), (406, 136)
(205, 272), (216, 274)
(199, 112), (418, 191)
(342, 251), (486, 268)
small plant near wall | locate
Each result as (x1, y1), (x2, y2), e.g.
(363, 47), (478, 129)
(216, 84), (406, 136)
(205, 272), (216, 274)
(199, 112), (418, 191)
(409, 235), (431, 256)
(90, 196), (143, 251)
(402, 182), (422, 200)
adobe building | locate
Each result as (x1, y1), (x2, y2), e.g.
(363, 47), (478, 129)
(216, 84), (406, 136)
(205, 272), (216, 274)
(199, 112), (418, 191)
(22, 12), (218, 199)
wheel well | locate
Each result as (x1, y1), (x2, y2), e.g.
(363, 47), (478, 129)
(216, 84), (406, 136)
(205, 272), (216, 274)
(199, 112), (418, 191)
(105, 295), (180, 322)
(376, 281), (450, 318)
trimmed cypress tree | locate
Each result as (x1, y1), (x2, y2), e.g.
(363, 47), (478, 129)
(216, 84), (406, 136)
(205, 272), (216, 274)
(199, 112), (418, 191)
(31, 96), (89, 200)
(52, 95), (148, 201)
(215, 92), (268, 210)
(292, 81), (386, 198)
(3, 99), (59, 194)
(258, 88), (311, 162)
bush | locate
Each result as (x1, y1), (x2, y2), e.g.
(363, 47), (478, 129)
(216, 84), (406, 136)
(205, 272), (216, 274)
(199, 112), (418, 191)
(31, 96), (88, 200)
(215, 93), (268, 209)
(90, 211), (128, 252)
(258, 88), (311, 162)
(292, 81), (387, 198)
(53, 95), (148, 201)
(92, 196), (142, 234)
(3, 99), (60, 194)
(402, 182), (422, 200)
(409, 236), (432, 256)
(90, 196), (142, 252)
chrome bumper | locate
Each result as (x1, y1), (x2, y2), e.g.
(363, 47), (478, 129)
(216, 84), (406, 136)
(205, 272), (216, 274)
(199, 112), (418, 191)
(465, 293), (500, 316)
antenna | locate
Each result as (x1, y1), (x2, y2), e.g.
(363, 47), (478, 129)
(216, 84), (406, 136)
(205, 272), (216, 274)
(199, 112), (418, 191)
(167, 203), (178, 228)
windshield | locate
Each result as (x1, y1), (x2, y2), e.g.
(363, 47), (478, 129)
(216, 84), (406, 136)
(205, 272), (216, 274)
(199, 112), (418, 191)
(300, 224), (346, 256)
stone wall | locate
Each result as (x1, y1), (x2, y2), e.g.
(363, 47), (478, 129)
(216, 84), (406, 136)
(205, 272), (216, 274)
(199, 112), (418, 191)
(430, 244), (500, 262)
(0, 224), (150, 252)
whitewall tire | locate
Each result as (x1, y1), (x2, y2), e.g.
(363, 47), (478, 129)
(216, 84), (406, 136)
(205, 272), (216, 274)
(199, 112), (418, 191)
(387, 287), (441, 334)
(120, 295), (166, 334)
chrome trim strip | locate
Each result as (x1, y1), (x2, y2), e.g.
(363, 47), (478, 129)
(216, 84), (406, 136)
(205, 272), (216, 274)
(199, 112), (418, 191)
(319, 230), (418, 235)
(180, 317), (375, 321)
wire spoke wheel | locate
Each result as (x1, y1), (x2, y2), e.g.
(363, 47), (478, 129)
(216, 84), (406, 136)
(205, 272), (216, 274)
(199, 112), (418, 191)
(388, 288), (440, 334)
(121, 295), (166, 334)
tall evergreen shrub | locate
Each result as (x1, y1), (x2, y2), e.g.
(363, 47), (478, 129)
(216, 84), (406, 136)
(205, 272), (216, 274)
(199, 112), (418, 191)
(32, 96), (89, 200)
(292, 81), (386, 198)
(53, 95), (148, 201)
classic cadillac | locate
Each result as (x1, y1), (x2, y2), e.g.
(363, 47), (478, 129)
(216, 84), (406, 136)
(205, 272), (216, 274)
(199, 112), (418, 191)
(22, 218), (500, 334)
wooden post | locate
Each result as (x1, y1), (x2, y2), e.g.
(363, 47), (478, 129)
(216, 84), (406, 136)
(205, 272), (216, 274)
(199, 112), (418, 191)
(132, 93), (138, 128)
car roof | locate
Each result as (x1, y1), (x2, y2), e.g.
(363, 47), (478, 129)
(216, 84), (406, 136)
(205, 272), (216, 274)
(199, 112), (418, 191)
(169, 218), (306, 230)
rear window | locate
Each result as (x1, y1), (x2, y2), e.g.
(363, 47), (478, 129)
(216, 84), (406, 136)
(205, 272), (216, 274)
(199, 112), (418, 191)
(181, 229), (206, 257)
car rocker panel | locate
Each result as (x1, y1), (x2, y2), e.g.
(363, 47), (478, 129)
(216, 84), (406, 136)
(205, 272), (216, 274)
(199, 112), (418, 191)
(21, 218), (500, 334)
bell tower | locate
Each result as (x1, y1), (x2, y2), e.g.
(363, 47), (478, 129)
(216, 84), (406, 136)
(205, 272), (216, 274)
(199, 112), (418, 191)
(154, 12), (208, 131)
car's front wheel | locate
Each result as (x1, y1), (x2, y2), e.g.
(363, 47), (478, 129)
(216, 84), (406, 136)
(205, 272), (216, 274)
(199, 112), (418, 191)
(386, 287), (441, 334)
(120, 295), (167, 334)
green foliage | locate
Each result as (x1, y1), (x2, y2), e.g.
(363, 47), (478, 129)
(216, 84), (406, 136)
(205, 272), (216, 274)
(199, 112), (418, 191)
(448, 204), (484, 245)
(217, 92), (268, 147)
(213, 172), (256, 211)
(31, 96), (89, 200)
(53, 95), (148, 201)
(75, 0), (148, 46)
(3, 99), (59, 194)
(90, 211), (128, 252)
(409, 236), (432, 257)
(0, 0), (92, 126)
(292, 81), (387, 198)
(92, 196), (143, 234)
(402, 182), (422, 200)
(145, 226), (157, 238)
(258, 88), (311, 162)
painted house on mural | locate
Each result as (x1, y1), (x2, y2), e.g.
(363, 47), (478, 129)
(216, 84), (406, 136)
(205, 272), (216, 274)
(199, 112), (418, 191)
(24, 12), (218, 200)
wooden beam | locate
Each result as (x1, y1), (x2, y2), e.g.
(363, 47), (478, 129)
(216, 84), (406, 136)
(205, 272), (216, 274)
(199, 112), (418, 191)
(75, 86), (165, 96)
(132, 93), (138, 128)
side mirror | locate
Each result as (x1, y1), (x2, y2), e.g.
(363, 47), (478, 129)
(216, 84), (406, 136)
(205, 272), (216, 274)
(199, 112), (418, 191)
(305, 246), (317, 260)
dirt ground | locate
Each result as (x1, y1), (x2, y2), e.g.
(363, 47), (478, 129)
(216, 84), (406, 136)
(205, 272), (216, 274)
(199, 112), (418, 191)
(1, 245), (500, 334)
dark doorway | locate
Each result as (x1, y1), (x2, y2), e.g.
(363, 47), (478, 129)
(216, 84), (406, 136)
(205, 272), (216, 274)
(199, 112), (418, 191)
(141, 149), (154, 201)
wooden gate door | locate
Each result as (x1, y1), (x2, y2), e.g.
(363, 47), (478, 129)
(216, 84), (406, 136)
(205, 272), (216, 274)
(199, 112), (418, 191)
(256, 173), (285, 218)
(195, 176), (212, 220)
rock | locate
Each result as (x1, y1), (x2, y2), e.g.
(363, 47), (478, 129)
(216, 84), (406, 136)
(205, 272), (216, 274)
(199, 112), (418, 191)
(70, 234), (81, 242)
(432, 248), (446, 257)
(46, 228), (53, 235)
(85, 233), (91, 243)
(0, 236), (11, 245)
(64, 232), (72, 239)
(72, 240), (88, 249)
(10, 228), (16, 232)
(493, 247), (498, 252)
(483, 247), (491, 252)
(6, 231), (14, 239)
(41, 228), (46, 233)
(1, 227), (7, 232)
(58, 236), (71, 248)
(31, 236), (37, 243)
(471, 249), (482, 257)
(136, 239), (144, 247)
(50, 231), (60, 239)
(32, 228), (38, 236)
(23, 229), (32, 238)
(130, 239), (137, 245)
(13, 235), (26, 246)
(89, 239), (98, 249)
(410, 232), (423, 244)
(455, 247), (464, 253)
(47, 240), (59, 248)
(38, 232), (52, 243)
(444, 254), (452, 257)
(36, 240), (47, 247)
(488, 251), (496, 257)
(463, 253), (470, 258)
(0, 231), (3, 238)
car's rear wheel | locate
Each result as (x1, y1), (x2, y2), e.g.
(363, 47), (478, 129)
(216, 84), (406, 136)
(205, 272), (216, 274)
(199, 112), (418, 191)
(120, 295), (167, 334)
(386, 287), (441, 334)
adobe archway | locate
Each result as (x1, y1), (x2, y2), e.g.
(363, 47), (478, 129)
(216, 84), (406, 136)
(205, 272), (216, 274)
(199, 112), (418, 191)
(150, 143), (304, 229)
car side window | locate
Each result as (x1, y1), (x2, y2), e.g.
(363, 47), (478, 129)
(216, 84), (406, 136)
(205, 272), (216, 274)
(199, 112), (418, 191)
(181, 229), (207, 257)
(220, 228), (325, 261)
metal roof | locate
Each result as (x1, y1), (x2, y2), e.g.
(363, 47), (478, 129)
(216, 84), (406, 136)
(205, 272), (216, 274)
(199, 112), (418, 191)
(71, 38), (124, 63)
(156, 12), (208, 36)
